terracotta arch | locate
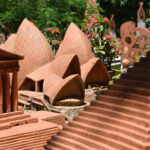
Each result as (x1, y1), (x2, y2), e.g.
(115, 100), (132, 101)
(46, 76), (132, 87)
(14, 19), (55, 87)
(44, 74), (85, 106)
(56, 22), (110, 86)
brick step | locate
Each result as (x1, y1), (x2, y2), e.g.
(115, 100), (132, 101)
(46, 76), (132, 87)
(0, 130), (57, 147)
(146, 51), (150, 57)
(46, 140), (84, 150)
(45, 144), (66, 150)
(96, 95), (150, 112)
(114, 79), (150, 89)
(121, 73), (150, 82)
(18, 98), (31, 106)
(143, 144), (150, 150)
(63, 125), (143, 149)
(9, 117), (38, 127)
(140, 57), (150, 63)
(24, 147), (45, 150)
(0, 128), (59, 142)
(3, 139), (48, 150)
(51, 134), (102, 150)
(84, 106), (147, 127)
(58, 129), (139, 150)
(0, 114), (31, 124)
(0, 111), (23, 119)
(68, 120), (144, 142)
(134, 61), (150, 68)
(77, 112), (146, 134)
(109, 84), (150, 97)
(29, 147), (45, 150)
(90, 100), (149, 119)
(0, 123), (11, 131)
(101, 89), (150, 104)
(127, 67), (150, 75)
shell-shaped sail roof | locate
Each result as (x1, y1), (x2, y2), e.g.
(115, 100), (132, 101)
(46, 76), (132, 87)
(56, 23), (95, 65)
(0, 34), (16, 53)
(14, 19), (55, 87)
(56, 22), (110, 86)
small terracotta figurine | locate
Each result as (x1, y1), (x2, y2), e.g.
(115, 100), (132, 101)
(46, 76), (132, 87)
(137, 2), (146, 28)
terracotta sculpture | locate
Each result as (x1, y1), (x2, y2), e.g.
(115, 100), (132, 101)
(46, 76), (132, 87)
(0, 48), (23, 113)
(120, 20), (150, 68)
(45, 51), (150, 150)
(0, 111), (62, 149)
(1, 19), (110, 106)
(137, 2), (146, 28)
(21, 55), (84, 106)
(56, 23), (110, 87)
(109, 14), (116, 38)
(1, 19), (84, 106)
(0, 34), (16, 53)
(13, 19), (55, 88)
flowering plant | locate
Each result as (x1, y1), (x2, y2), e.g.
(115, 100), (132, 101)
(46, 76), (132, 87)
(43, 27), (62, 53)
(83, 15), (120, 70)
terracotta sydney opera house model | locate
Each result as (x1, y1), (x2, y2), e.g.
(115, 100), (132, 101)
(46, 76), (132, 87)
(0, 19), (110, 106)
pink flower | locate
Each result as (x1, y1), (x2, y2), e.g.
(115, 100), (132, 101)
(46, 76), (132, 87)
(49, 40), (52, 43)
(105, 34), (113, 40)
(86, 34), (91, 39)
(53, 42), (57, 45)
(55, 29), (59, 34)
(52, 30), (56, 33)
(84, 24), (89, 29)
(47, 28), (52, 31)
(115, 48), (120, 53)
(104, 17), (109, 22)
(31, 22), (34, 24)
(91, 20), (96, 26)
(117, 38), (121, 41)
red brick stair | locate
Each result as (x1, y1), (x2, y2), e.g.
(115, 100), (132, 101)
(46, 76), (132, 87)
(0, 111), (61, 150)
(45, 51), (150, 150)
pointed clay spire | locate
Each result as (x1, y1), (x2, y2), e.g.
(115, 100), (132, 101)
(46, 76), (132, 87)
(137, 2), (146, 28)
(109, 14), (116, 38)
(137, 2), (145, 22)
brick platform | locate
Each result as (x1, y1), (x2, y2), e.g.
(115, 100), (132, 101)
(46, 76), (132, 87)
(0, 111), (61, 150)
(45, 51), (150, 150)
(30, 111), (65, 127)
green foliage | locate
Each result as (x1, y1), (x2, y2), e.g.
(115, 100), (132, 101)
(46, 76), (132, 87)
(109, 64), (122, 85)
(0, 0), (87, 38)
(37, 0), (87, 33)
(134, 55), (141, 62)
(97, 0), (150, 36)
(0, 0), (38, 38)
(83, 13), (120, 70)
(43, 27), (62, 53)
(23, 105), (30, 111)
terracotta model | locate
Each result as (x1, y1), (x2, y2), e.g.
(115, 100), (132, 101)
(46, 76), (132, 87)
(137, 2), (146, 28)
(1, 19), (110, 106)
(1, 19), (85, 106)
(0, 34), (16, 53)
(109, 14), (116, 38)
(120, 21), (150, 67)
(120, 21), (136, 40)
(45, 51), (150, 150)
(56, 23), (110, 87)
(13, 19), (55, 88)
(0, 48), (23, 113)
(0, 111), (61, 149)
